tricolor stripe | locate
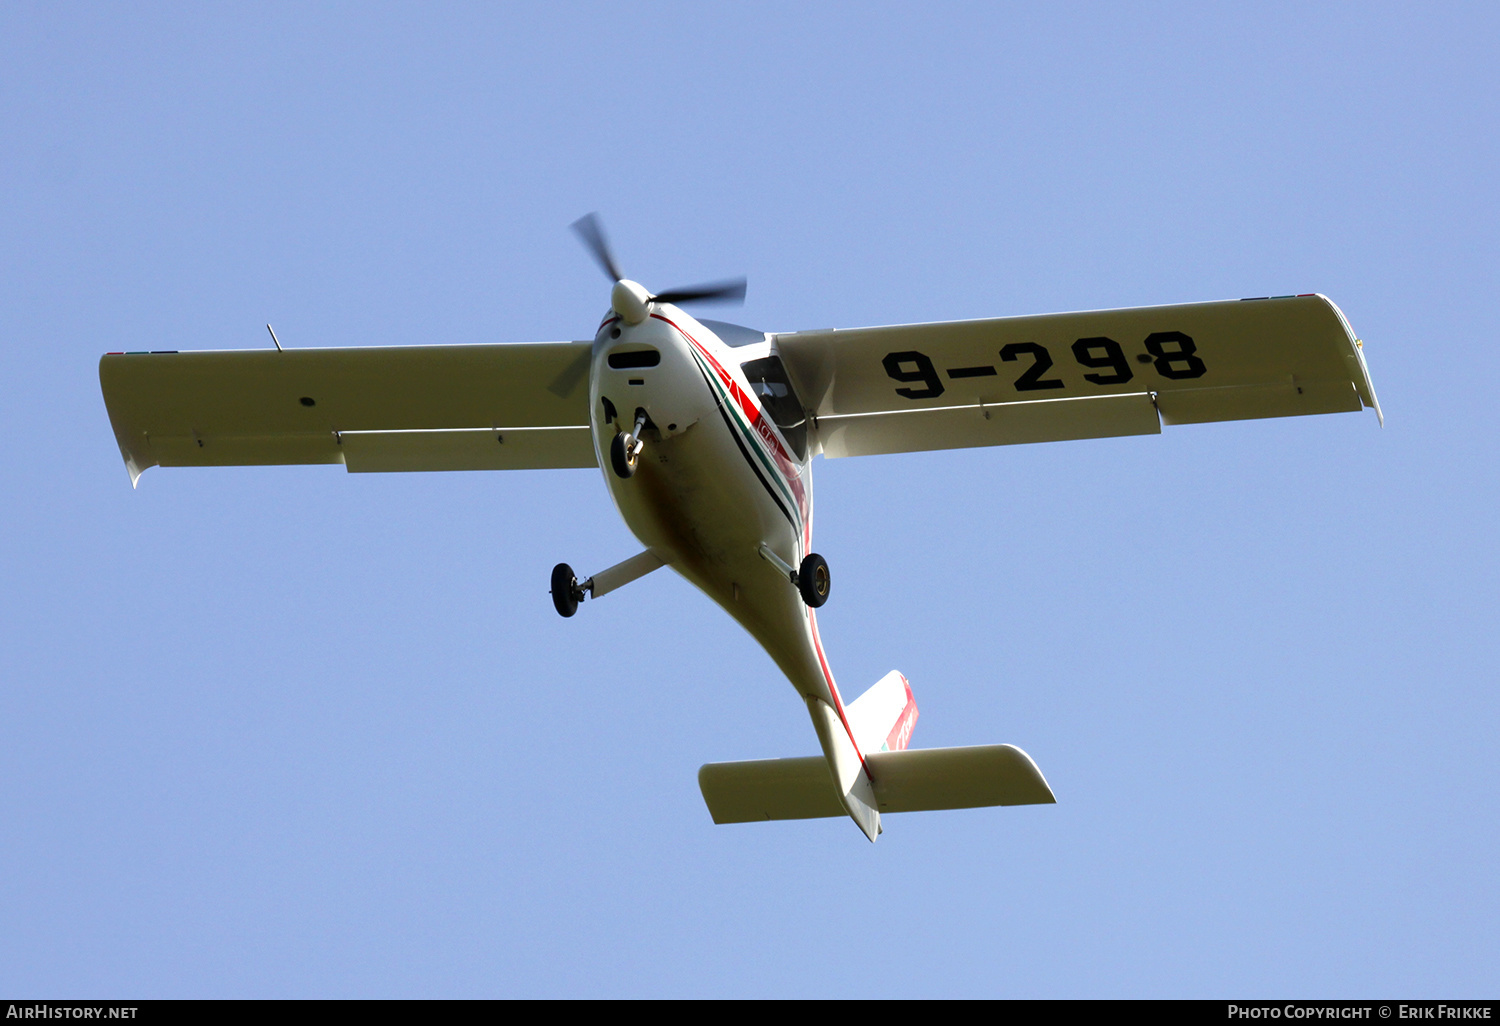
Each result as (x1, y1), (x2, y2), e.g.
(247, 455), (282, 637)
(655, 314), (869, 777)
(654, 314), (808, 530)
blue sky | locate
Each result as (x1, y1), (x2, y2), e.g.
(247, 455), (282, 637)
(2, 2), (1496, 997)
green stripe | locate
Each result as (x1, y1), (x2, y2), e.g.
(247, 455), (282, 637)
(691, 348), (801, 523)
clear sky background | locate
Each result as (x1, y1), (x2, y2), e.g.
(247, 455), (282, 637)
(2, 1), (1496, 998)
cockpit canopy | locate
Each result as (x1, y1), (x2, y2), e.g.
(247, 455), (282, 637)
(739, 354), (807, 460)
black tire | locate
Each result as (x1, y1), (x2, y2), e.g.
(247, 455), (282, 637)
(798, 553), (830, 608)
(609, 432), (637, 479)
(550, 563), (580, 617)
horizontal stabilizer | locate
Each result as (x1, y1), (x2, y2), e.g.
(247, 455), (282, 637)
(698, 756), (844, 823)
(698, 744), (1055, 825)
(868, 744), (1055, 812)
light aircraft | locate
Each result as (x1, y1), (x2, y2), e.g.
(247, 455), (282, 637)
(99, 215), (1382, 841)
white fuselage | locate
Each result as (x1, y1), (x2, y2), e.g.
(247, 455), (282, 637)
(587, 305), (847, 717)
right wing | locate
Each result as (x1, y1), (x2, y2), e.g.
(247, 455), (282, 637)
(774, 294), (1381, 458)
(100, 341), (595, 485)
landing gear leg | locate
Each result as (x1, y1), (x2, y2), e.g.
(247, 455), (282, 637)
(757, 544), (833, 608)
(551, 551), (666, 617)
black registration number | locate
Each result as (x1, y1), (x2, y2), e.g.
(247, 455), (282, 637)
(883, 332), (1206, 401)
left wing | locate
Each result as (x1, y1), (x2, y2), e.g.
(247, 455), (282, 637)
(774, 294), (1380, 458)
(100, 341), (595, 485)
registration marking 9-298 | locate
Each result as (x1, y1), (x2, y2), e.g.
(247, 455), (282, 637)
(882, 332), (1207, 401)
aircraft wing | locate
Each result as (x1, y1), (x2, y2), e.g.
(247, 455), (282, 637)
(773, 294), (1381, 458)
(99, 341), (596, 485)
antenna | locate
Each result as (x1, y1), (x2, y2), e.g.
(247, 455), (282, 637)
(266, 324), (284, 352)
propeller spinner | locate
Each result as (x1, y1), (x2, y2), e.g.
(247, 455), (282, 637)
(570, 213), (746, 325)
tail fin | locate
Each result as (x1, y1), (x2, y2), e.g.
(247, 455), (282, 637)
(805, 669), (918, 842)
(807, 697), (881, 841)
(696, 671), (1058, 841)
(846, 670), (919, 753)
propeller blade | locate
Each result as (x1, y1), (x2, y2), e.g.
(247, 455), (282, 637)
(651, 278), (747, 306)
(570, 212), (622, 283)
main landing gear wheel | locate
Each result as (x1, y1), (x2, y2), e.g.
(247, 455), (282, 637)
(551, 562), (582, 618)
(609, 432), (638, 479)
(798, 553), (830, 608)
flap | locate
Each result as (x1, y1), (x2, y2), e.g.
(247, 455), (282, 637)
(818, 391), (1160, 459)
(339, 427), (595, 472)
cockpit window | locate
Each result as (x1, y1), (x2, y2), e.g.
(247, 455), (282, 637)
(700, 320), (767, 347)
(740, 355), (807, 460)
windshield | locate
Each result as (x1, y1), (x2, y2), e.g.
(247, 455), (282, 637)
(739, 355), (807, 460)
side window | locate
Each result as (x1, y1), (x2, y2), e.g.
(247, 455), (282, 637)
(739, 355), (808, 460)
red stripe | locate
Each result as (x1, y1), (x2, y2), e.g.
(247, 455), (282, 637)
(652, 313), (809, 526)
(649, 313), (862, 775)
(884, 674), (919, 752)
(652, 313), (784, 458)
(652, 313), (863, 773)
(809, 611), (870, 777)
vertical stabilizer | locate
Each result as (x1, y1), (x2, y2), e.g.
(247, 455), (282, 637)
(846, 670), (919, 753)
(806, 697), (880, 841)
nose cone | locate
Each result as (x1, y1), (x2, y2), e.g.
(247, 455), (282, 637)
(612, 280), (652, 325)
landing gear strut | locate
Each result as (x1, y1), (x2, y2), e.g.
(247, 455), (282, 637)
(550, 551), (667, 618)
(757, 544), (832, 608)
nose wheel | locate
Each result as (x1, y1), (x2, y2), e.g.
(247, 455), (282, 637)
(610, 410), (650, 479)
(609, 432), (638, 479)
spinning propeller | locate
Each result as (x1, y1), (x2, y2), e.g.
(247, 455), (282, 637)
(570, 213), (746, 324)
